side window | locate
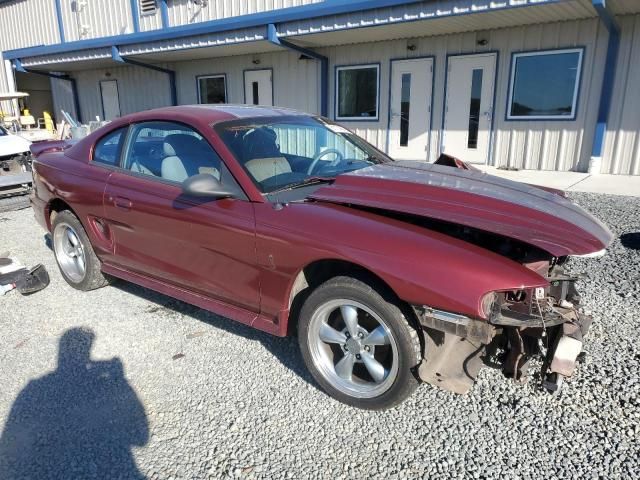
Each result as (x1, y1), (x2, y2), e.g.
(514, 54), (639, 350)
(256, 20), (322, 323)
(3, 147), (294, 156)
(123, 121), (223, 183)
(93, 127), (127, 166)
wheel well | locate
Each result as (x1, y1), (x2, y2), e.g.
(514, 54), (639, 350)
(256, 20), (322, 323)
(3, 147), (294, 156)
(286, 259), (412, 335)
(46, 198), (74, 230)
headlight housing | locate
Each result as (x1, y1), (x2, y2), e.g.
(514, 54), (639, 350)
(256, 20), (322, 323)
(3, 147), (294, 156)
(480, 292), (501, 321)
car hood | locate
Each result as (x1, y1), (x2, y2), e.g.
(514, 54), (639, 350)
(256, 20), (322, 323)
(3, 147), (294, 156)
(309, 161), (613, 257)
(0, 133), (31, 157)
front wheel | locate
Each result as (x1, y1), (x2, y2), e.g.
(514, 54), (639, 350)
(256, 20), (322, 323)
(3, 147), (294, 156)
(298, 276), (421, 410)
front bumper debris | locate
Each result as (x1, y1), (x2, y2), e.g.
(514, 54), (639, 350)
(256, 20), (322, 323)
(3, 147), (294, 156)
(412, 267), (592, 395)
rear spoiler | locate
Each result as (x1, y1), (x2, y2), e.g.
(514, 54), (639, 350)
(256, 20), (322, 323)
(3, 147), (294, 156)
(434, 153), (566, 198)
(29, 139), (77, 158)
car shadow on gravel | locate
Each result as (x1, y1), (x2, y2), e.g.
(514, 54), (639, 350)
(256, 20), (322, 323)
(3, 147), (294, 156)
(0, 328), (149, 479)
(114, 281), (317, 387)
(620, 232), (640, 250)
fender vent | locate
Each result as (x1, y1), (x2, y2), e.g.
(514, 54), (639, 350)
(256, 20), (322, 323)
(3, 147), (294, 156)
(139, 0), (157, 14)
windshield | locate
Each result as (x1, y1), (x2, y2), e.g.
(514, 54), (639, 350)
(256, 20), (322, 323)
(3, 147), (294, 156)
(0, 126), (8, 136)
(214, 115), (391, 193)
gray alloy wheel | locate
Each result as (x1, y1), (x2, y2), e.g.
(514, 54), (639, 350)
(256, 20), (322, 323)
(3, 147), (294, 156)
(51, 210), (110, 291)
(53, 222), (87, 283)
(307, 299), (400, 399)
(298, 276), (421, 409)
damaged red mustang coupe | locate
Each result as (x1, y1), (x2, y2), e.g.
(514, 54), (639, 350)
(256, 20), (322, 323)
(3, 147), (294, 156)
(30, 106), (612, 409)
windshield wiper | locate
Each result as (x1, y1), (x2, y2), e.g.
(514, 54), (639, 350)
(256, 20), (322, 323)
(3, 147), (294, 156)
(269, 176), (334, 194)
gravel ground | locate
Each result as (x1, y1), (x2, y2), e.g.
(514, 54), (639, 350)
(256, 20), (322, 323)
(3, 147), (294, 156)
(0, 192), (638, 479)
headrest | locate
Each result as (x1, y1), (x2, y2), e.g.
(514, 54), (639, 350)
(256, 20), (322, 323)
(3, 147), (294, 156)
(163, 134), (204, 157)
(243, 127), (280, 161)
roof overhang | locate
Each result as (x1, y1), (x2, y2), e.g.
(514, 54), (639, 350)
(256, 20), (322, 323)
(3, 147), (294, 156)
(5, 0), (640, 72)
(279, 0), (599, 47)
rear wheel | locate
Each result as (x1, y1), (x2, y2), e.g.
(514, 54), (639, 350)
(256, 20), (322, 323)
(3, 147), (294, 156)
(298, 276), (421, 409)
(52, 210), (109, 291)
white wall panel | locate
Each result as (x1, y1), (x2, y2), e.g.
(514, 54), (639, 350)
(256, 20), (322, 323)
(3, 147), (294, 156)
(0, 0), (60, 51)
(167, 0), (322, 27)
(50, 76), (78, 121)
(317, 17), (607, 171)
(601, 14), (640, 175)
(71, 64), (173, 121)
(139, 5), (162, 32)
(173, 50), (319, 113)
(60, 0), (134, 41)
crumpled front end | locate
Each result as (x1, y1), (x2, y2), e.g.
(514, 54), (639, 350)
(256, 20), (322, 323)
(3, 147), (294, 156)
(412, 261), (593, 395)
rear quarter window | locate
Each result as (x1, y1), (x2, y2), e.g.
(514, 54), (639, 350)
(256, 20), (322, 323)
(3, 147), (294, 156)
(93, 127), (127, 166)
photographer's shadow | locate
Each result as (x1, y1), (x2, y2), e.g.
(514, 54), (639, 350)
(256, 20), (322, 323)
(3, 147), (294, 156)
(0, 328), (148, 479)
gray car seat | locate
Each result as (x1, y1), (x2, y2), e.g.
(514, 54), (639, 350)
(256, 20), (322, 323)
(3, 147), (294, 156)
(161, 134), (219, 182)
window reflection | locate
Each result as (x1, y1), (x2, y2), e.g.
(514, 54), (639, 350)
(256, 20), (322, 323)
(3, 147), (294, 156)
(467, 68), (483, 149)
(400, 73), (411, 147)
(509, 50), (582, 119)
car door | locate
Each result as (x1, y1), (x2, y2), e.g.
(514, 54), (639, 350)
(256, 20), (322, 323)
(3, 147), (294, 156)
(102, 120), (260, 312)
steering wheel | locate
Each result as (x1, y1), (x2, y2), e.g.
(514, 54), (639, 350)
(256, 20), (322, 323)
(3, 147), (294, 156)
(307, 149), (344, 175)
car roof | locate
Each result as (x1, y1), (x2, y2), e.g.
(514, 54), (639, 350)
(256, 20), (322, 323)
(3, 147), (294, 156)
(63, 104), (317, 164)
(122, 104), (313, 125)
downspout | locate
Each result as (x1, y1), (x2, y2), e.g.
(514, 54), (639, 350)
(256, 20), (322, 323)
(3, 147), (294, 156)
(159, 0), (170, 29)
(266, 23), (328, 117)
(129, 0), (140, 33)
(13, 59), (82, 123)
(111, 46), (177, 106)
(54, 0), (65, 43)
(590, 0), (620, 174)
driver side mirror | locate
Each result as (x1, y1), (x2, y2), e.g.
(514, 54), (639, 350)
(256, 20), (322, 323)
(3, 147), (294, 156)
(182, 173), (235, 199)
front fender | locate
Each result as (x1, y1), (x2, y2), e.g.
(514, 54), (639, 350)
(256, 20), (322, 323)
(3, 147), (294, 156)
(258, 202), (548, 330)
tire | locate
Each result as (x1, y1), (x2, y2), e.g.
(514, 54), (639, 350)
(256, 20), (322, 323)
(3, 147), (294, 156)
(51, 210), (109, 291)
(298, 276), (421, 410)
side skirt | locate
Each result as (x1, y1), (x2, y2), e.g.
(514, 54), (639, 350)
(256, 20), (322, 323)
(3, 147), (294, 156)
(101, 263), (282, 337)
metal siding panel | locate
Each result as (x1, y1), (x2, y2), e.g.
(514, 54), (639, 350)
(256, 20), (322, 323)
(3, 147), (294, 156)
(174, 50), (319, 114)
(72, 64), (172, 121)
(167, 0), (322, 27)
(140, 6), (162, 31)
(491, 18), (606, 172)
(311, 17), (606, 169)
(50, 76), (78, 121)
(608, 0), (640, 16)
(60, 0), (134, 41)
(601, 14), (640, 175)
(0, 59), (13, 115)
(0, 0), (60, 51)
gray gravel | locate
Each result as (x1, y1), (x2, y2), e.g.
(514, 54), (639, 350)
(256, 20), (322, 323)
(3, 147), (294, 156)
(0, 192), (639, 479)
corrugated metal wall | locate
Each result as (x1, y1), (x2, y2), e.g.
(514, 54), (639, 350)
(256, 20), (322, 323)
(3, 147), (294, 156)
(71, 65), (174, 121)
(601, 14), (640, 175)
(0, 0), (60, 116)
(50, 76), (78, 121)
(490, 18), (607, 172)
(45, 17), (609, 173)
(315, 17), (608, 172)
(174, 50), (319, 113)
(0, 0), (60, 51)
(139, 4), (162, 32)
(60, 0), (134, 41)
(167, 0), (322, 27)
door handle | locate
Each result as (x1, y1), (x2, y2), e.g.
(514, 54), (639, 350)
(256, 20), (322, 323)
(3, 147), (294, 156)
(113, 196), (132, 211)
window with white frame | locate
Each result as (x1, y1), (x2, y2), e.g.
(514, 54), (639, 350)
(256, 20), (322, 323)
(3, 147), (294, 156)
(336, 64), (379, 120)
(197, 75), (227, 104)
(507, 48), (583, 120)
